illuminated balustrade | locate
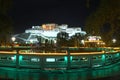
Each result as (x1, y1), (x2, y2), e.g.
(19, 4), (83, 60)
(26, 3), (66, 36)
(0, 47), (119, 70)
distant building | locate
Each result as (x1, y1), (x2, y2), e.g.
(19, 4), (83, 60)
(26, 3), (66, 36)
(84, 36), (106, 47)
(13, 23), (86, 44)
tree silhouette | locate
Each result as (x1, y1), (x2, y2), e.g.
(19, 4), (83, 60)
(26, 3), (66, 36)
(0, 0), (13, 46)
(57, 32), (69, 47)
(85, 0), (120, 45)
(72, 33), (84, 47)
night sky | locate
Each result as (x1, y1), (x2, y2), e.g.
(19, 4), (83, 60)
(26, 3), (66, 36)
(10, 0), (100, 33)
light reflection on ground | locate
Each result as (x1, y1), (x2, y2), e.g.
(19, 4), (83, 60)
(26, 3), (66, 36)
(0, 62), (120, 80)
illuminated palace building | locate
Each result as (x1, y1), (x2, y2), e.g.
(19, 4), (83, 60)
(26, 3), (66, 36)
(14, 23), (86, 44)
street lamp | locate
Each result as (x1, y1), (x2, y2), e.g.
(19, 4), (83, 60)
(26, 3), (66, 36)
(112, 38), (117, 47)
(11, 37), (16, 47)
(112, 39), (116, 43)
(81, 40), (85, 47)
(81, 40), (85, 44)
(11, 37), (16, 42)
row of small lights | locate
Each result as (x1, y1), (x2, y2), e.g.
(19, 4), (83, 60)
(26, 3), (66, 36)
(11, 36), (117, 45)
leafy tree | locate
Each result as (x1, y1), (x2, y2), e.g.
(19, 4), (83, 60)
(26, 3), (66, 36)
(57, 32), (69, 47)
(72, 33), (84, 47)
(0, 0), (13, 45)
(85, 0), (120, 46)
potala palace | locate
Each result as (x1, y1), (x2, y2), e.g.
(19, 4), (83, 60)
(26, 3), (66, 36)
(13, 23), (86, 44)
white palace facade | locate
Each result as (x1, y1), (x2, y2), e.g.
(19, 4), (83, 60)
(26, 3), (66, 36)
(13, 23), (86, 44)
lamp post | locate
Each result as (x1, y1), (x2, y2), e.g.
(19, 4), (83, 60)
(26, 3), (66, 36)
(11, 37), (16, 47)
(11, 37), (16, 42)
(81, 40), (85, 47)
(112, 38), (116, 46)
(112, 39), (116, 43)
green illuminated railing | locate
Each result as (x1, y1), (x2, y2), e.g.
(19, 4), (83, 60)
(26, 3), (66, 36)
(0, 47), (120, 70)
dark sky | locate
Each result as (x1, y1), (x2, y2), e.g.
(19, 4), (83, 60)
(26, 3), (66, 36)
(10, 0), (100, 33)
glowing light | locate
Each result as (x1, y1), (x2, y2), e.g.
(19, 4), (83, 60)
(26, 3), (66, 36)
(112, 39), (116, 43)
(102, 54), (105, 61)
(64, 56), (67, 62)
(97, 42), (100, 45)
(116, 53), (119, 57)
(81, 40), (85, 44)
(11, 37), (16, 42)
(11, 56), (16, 60)
(88, 36), (101, 41)
(19, 56), (23, 61)
(31, 58), (40, 62)
(54, 40), (57, 43)
(70, 56), (72, 61)
(30, 40), (33, 43)
(46, 58), (55, 62)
